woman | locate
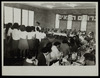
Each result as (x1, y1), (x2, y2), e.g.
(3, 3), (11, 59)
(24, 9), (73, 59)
(31, 26), (36, 56)
(18, 25), (29, 58)
(34, 27), (42, 58)
(26, 26), (34, 50)
(6, 23), (13, 58)
(7, 23), (20, 58)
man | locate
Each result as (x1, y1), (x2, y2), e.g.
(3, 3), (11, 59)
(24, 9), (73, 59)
(37, 46), (51, 66)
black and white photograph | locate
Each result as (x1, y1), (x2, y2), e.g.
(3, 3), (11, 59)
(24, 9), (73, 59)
(1, 1), (98, 76)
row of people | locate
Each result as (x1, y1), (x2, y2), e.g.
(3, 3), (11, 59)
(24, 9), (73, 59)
(4, 23), (46, 58)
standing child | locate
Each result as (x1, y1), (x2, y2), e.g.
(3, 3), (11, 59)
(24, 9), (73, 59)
(18, 25), (29, 58)
(7, 23), (20, 58)
(31, 26), (36, 56)
(26, 26), (35, 56)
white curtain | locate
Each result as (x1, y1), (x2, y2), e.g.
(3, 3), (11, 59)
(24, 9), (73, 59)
(4, 6), (13, 24)
(14, 8), (21, 25)
(55, 14), (60, 28)
(67, 15), (72, 29)
(22, 9), (28, 26)
(29, 11), (34, 26)
(81, 15), (88, 31)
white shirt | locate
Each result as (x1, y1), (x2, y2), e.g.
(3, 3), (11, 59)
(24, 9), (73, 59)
(19, 30), (27, 39)
(50, 45), (60, 60)
(26, 58), (33, 63)
(7, 28), (13, 36)
(41, 32), (46, 39)
(27, 32), (36, 39)
(35, 31), (42, 42)
(72, 52), (77, 60)
(79, 35), (84, 41)
(32, 32), (36, 38)
(11, 29), (20, 40)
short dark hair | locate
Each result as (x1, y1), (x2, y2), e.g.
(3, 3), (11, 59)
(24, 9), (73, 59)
(45, 42), (52, 48)
(45, 42), (52, 52)
(12, 23), (19, 29)
(26, 26), (32, 32)
(62, 38), (68, 43)
(19, 25), (26, 31)
(41, 46), (51, 53)
(27, 55), (33, 59)
(36, 26), (40, 31)
(84, 53), (95, 61)
(54, 41), (61, 46)
(27, 50), (35, 58)
(31, 26), (35, 31)
(8, 23), (12, 27)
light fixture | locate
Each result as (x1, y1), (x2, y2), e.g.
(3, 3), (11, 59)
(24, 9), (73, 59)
(65, 3), (77, 7)
(45, 5), (54, 9)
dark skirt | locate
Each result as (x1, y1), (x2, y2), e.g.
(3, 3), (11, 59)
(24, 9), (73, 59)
(18, 39), (29, 50)
(27, 39), (34, 50)
(12, 40), (19, 50)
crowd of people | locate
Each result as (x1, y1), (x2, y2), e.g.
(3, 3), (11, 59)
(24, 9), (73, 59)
(3, 22), (96, 66)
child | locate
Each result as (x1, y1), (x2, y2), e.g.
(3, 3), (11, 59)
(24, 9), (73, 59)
(18, 25), (29, 58)
(23, 53), (38, 66)
(7, 23), (20, 58)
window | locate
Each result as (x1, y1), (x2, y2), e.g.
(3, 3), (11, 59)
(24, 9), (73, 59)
(55, 14), (60, 28)
(14, 8), (21, 25)
(67, 15), (73, 29)
(22, 9), (28, 26)
(29, 11), (34, 26)
(4, 6), (34, 26)
(4, 6), (13, 24)
(81, 15), (88, 31)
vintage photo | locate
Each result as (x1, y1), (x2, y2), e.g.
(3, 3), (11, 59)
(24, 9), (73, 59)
(2, 1), (98, 76)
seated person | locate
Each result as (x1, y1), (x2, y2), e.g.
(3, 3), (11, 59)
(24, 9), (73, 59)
(83, 53), (95, 65)
(72, 52), (95, 66)
(60, 38), (70, 57)
(37, 46), (52, 66)
(49, 41), (63, 65)
(23, 54), (38, 66)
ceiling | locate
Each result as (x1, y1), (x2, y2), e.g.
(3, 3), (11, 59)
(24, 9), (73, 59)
(19, 2), (96, 9)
